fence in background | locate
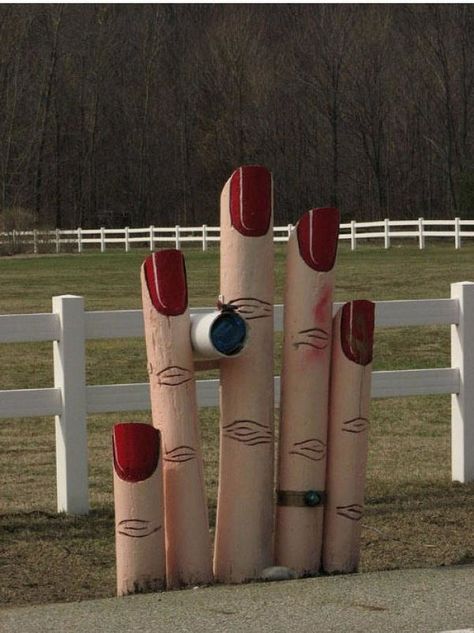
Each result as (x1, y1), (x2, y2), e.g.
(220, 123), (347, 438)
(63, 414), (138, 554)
(0, 282), (473, 515)
(2, 218), (474, 253)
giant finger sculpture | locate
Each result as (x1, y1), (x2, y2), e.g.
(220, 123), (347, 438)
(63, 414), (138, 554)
(214, 165), (274, 583)
(275, 208), (340, 576)
(141, 250), (213, 588)
(113, 422), (165, 596)
(322, 300), (375, 573)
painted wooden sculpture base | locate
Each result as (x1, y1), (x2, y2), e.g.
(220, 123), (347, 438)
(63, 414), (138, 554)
(112, 166), (376, 593)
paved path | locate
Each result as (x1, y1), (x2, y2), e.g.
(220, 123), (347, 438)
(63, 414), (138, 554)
(1, 565), (473, 633)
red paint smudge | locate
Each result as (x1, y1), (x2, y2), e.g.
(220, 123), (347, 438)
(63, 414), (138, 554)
(297, 208), (339, 271)
(229, 165), (272, 237)
(314, 284), (333, 324)
(340, 300), (375, 365)
(113, 423), (161, 482)
(143, 250), (188, 316)
(303, 345), (327, 364)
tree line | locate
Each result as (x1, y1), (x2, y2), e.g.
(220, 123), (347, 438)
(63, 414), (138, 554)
(0, 4), (473, 230)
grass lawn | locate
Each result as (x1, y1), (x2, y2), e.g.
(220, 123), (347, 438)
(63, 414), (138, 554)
(0, 242), (473, 607)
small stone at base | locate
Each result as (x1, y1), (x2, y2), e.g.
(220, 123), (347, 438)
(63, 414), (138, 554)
(260, 566), (298, 581)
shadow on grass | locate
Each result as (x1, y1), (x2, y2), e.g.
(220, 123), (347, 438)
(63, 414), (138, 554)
(1, 481), (473, 608)
(0, 507), (114, 541)
(367, 480), (474, 510)
(0, 507), (116, 607)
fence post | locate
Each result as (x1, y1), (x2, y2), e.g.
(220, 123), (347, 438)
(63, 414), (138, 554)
(149, 225), (155, 251)
(287, 224), (293, 241)
(52, 295), (89, 514)
(454, 217), (461, 250)
(100, 227), (106, 252)
(33, 229), (38, 254)
(418, 217), (425, 249)
(202, 224), (208, 251)
(55, 228), (60, 254)
(124, 226), (130, 253)
(350, 220), (357, 250)
(384, 218), (390, 249)
(451, 281), (474, 483)
(175, 225), (181, 249)
(77, 227), (82, 253)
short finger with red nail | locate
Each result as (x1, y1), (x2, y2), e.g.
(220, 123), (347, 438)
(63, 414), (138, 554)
(113, 422), (165, 595)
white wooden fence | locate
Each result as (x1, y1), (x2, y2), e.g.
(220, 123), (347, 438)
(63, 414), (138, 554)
(1, 282), (473, 515)
(2, 218), (474, 253)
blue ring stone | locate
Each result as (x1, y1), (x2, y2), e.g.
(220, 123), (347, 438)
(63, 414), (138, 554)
(210, 312), (247, 356)
(304, 490), (321, 507)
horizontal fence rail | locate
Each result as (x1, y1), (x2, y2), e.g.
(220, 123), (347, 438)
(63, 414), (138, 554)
(1, 283), (473, 514)
(2, 218), (474, 254)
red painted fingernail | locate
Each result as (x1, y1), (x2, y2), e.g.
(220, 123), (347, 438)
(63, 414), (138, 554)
(229, 165), (272, 236)
(143, 250), (188, 316)
(340, 300), (375, 365)
(296, 208), (340, 271)
(113, 423), (161, 482)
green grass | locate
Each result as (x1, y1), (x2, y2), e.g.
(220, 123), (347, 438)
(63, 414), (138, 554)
(0, 243), (473, 607)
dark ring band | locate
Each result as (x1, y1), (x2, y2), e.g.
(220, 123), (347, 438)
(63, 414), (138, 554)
(277, 489), (326, 507)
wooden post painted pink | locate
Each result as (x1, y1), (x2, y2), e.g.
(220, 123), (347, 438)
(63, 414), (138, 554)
(322, 300), (375, 573)
(275, 207), (340, 576)
(214, 165), (275, 583)
(141, 250), (213, 588)
(113, 422), (165, 596)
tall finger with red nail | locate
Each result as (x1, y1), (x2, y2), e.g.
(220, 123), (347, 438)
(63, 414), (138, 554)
(141, 250), (212, 588)
(214, 165), (274, 583)
(275, 208), (340, 576)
